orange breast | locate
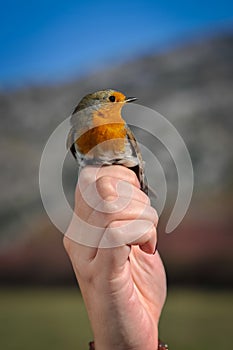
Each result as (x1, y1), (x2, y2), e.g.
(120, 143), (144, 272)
(76, 123), (127, 155)
(76, 104), (127, 155)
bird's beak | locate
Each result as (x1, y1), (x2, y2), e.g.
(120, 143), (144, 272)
(125, 97), (138, 103)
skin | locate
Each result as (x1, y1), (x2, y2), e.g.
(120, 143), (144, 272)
(64, 165), (167, 350)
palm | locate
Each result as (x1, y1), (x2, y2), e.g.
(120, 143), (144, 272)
(65, 166), (167, 349)
(130, 247), (166, 317)
(104, 246), (166, 349)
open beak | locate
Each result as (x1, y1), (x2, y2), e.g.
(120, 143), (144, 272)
(125, 97), (138, 103)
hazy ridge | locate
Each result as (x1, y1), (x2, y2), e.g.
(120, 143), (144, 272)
(0, 32), (232, 285)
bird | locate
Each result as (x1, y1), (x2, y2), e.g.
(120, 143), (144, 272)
(66, 89), (148, 194)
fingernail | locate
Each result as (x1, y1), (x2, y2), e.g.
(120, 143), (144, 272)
(153, 242), (158, 255)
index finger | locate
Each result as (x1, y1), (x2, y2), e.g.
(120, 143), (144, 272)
(78, 165), (140, 193)
(66, 165), (145, 263)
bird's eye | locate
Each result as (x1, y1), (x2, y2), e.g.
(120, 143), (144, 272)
(109, 95), (116, 102)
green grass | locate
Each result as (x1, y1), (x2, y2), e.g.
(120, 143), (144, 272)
(0, 288), (92, 350)
(0, 288), (232, 350)
(159, 289), (233, 350)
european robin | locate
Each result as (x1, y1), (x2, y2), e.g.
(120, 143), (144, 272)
(67, 89), (148, 194)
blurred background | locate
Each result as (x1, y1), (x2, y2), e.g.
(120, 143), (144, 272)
(0, 1), (233, 349)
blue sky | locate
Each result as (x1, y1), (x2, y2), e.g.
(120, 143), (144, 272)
(1, 0), (233, 87)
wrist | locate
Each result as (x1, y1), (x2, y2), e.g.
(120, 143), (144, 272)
(89, 339), (168, 350)
(90, 320), (158, 350)
(90, 325), (159, 350)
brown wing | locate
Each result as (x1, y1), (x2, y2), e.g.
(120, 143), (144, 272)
(66, 127), (77, 159)
(125, 126), (148, 194)
(126, 126), (158, 198)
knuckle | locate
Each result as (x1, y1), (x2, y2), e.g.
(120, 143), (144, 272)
(107, 220), (120, 230)
(124, 168), (140, 188)
(99, 196), (120, 214)
(144, 230), (153, 241)
(96, 176), (115, 199)
(152, 208), (159, 225)
(103, 221), (123, 246)
(147, 205), (158, 224)
(63, 236), (71, 253)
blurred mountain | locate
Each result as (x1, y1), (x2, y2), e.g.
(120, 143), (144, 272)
(0, 31), (232, 286)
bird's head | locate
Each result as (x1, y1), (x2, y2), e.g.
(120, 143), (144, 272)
(72, 89), (137, 114)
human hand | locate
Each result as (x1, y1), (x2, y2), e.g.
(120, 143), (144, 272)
(64, 165), (167, 350)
